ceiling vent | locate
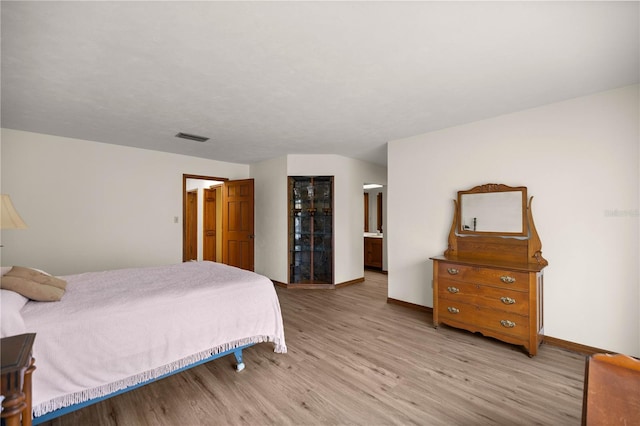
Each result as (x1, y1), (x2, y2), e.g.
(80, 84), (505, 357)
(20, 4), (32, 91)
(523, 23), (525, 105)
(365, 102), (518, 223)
(175, 132), (209, 143)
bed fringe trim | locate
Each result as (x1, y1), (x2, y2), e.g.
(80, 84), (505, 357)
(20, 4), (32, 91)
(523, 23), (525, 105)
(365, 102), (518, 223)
(33, 336), (287, 418)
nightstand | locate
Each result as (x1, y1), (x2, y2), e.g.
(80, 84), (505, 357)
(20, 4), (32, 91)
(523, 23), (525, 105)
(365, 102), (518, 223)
(1, 333), (36, 426)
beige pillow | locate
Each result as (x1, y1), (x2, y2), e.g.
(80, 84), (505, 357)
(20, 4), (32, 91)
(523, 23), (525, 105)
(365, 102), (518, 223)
(0, 266), (67, 301)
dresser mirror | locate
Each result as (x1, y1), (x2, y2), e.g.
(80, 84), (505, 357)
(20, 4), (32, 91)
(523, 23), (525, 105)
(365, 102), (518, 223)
(445, 183), (547, 266)
(458, 184), (527, 236)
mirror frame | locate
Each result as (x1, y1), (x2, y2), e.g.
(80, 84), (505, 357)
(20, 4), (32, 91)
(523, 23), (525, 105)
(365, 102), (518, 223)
(457, 183), (528, 237)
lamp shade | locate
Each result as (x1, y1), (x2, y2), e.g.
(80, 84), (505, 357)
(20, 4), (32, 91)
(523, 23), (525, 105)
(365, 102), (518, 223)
(1, 194), (28, 229)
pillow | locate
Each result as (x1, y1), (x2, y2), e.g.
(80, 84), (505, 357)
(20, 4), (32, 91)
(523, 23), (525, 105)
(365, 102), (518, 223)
(0, 289), (28, 337)
(0, 266), (67, 301)
(2, 266), (52, 277)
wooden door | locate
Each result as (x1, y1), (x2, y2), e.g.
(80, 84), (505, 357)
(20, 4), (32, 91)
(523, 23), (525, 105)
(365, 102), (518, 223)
(364, 192), (369, 232)
(377, 192), (383, 232)
(183, 190), (197, 261)
(203, 188), (216, 261)
(222, 179), (254, 271)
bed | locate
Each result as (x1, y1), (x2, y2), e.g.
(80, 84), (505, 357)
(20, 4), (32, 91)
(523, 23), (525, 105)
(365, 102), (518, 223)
(0, 261), (287, 424)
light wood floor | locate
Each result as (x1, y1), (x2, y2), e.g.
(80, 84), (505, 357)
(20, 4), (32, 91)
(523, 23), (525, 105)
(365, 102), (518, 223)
(44, 271), (586, 425)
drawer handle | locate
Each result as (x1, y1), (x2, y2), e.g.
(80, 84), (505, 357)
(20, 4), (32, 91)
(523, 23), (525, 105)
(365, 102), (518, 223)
(447, 268), (459, 275)
(500, 319), (516, 328)
(500, 296), (516, 305)
(500, 275), (516, 284)
(447, 306), (460, 314)
(447, 286), (459, 294)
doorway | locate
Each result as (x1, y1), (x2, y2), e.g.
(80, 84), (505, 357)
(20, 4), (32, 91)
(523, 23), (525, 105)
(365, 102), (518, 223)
(182, 175), (256, 271)
(363, 183), (385, 234)
(183, 175), (225, 262)
(363, 183), (386, 271)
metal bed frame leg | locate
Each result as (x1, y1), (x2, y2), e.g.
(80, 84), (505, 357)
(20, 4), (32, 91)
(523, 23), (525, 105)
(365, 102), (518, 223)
(233, 348), (245, 372)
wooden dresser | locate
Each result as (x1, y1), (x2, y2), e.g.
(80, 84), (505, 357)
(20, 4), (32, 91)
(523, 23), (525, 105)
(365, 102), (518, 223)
(431, 184), (547, 356)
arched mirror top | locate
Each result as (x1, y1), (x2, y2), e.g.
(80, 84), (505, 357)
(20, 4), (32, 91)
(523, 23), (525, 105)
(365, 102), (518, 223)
(457, 183), (528, 237)
(444, 183), (546, 266)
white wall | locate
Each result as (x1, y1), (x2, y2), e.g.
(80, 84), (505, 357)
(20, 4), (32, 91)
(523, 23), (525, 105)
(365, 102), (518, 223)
(0, 129), (249, 275)
(250, 154), (386, 284)
(287, 154), (387, 284)
(0, 130), (388, 285)
(388, 85), (639, 356)
(251, 156), (288, 281)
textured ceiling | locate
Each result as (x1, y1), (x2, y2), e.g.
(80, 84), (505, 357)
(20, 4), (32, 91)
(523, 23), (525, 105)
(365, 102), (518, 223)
(2, 1), (638, 166)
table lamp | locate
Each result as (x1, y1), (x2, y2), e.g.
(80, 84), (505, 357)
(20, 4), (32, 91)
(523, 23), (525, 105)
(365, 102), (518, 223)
(1, 194), (27, 230)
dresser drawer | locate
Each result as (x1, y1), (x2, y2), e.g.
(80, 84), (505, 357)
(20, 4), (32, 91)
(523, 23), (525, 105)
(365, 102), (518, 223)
(438, 262), (529, 291)
(438, 279), (529, 316)
(438, 302), (529, 339)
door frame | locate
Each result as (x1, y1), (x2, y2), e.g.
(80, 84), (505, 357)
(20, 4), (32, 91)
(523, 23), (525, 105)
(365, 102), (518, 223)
(183, 189), (198, 261)
(182, 174), (228, 262)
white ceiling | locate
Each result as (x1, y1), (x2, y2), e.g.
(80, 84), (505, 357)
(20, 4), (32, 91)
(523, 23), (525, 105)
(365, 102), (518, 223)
(2, 1), (638, 166)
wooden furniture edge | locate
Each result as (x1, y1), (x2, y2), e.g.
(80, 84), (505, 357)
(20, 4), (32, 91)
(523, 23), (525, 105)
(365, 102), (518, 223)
(589, 352), (640, 366)
(526, 196), (548, 266)
(581, 352), (640, 425)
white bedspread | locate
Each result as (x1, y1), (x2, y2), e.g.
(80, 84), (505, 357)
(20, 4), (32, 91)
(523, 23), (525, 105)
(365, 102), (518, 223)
(21, 261), (287, 417)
